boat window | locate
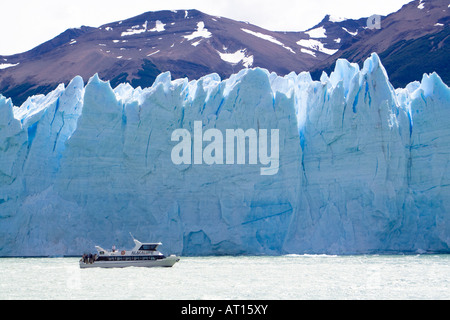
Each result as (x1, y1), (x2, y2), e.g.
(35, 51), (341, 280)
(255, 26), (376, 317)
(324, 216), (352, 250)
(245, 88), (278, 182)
(138, 244), (158, 251)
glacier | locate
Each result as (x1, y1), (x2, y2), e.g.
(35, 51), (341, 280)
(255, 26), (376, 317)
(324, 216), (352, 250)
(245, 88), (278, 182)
(0, 53), (449, 256)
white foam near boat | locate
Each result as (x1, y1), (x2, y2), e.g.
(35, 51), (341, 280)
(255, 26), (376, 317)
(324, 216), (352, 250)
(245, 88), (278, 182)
(79, 235), (180, 268)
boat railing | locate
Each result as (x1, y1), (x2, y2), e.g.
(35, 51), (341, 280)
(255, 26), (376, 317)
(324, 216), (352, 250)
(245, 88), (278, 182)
(80, 253), (98, 264)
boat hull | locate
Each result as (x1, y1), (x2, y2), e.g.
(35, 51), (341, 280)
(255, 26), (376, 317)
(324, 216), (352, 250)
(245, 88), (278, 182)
(79, 256), (180, 269)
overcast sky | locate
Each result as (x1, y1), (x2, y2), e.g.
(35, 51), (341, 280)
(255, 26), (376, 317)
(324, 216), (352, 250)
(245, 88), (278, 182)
(0, 0), (412, 55)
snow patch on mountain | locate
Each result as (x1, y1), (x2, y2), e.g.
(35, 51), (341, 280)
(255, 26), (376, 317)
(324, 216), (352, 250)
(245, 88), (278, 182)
(0, 63), (19, 70)
(241, 28), (295, 54)
(217, 49), (254, 67)
(148, 20), (166, 32)
(305, 26), (327, 38)
(342, 27), (358, 36)
(183, 21), (212, 40)
(121, 21), (150, 37)
(418, 0), (425, 9)
(301, 48), (316, 57)
(297, 39), (338, 55)
(328, 15), (347, 23)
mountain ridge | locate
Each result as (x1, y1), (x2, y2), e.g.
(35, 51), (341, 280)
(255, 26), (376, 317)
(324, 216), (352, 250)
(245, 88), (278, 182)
(310, 0), (449, 87)
(0, 9), (367, 105)
(1, 1), (448, 106)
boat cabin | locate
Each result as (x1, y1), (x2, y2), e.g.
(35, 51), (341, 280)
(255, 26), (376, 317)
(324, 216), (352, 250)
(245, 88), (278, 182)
(95, 238), (164, 257)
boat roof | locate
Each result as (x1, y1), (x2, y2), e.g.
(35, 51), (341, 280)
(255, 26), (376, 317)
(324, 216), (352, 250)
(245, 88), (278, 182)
(94, 235), (163, 253)
(129, 233), (161, 246)
(132, 238), (162, 248)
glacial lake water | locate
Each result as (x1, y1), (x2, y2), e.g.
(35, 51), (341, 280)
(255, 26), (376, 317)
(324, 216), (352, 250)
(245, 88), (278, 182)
(1, 254), (449, 300)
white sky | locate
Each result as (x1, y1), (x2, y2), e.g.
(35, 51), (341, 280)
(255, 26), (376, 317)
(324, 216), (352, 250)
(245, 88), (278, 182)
(0, 0), (412, 55)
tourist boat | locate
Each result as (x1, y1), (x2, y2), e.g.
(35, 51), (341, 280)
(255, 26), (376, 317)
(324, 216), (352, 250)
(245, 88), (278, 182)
(79, 235), (180, 268)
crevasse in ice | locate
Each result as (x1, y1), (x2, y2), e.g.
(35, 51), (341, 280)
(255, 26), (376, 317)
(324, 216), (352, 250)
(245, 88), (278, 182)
(0, 53), (449, 256)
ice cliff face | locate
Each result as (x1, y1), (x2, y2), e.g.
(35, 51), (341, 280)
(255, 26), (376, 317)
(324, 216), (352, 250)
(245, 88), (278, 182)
(0, 53), (449, 256)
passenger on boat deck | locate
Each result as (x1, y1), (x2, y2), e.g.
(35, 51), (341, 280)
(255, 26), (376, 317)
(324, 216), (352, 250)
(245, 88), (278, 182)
(112, 245), (116, 252)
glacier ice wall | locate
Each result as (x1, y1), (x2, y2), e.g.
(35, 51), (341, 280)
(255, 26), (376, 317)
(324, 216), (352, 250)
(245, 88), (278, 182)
(0, 53), (449, 256)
